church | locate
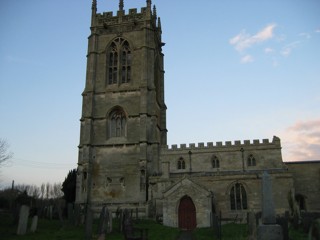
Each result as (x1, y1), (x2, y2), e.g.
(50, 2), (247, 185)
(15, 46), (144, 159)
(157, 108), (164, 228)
(75, 0), (320, 229)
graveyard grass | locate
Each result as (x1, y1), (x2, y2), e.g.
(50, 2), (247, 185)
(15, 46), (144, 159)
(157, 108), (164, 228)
(0, 211), (308, 240)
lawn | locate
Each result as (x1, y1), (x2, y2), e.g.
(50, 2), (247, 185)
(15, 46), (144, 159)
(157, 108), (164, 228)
(0, 211), (308, 240)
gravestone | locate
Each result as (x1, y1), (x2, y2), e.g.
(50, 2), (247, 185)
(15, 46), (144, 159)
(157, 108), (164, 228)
(212, 213), (221, 239)
(30, 215), (38, 233)
(97, 205), (112, 238)
(107, 209), (113, 233)
(56, 203), (64, 225)
(48, 205), (53, 220)
(248, 211), (257, 240)
(116, 207), (121, 219)
(257, 171), (283, 240)
(276, 214), (289, 240)
(121, 209), (130, 232)
(309, 219), (320, 240)
(16, 205), (30, 235)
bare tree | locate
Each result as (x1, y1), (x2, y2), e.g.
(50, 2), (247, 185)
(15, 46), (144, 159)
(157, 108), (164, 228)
(40, 183), (45, 199)
(0, 138), (13, 167)
(52, 182), (63, 199)
(46, 182), (50, 199)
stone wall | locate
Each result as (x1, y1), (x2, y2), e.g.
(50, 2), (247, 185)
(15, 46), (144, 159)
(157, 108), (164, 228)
(286, 161), (320, 212)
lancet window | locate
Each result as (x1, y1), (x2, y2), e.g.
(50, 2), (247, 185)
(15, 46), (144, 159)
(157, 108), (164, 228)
(177, 157), (186, 170)
(247, 154), (256, 166)
(107, 38), (132, 85)
(212, 155), (220, 168)
(230, 183), (247, 210)
(109, 107), (127, 138)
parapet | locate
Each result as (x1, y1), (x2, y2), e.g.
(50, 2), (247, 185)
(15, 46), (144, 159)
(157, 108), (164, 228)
(95, 7), (156, 27)
(161, 136), (281, 151)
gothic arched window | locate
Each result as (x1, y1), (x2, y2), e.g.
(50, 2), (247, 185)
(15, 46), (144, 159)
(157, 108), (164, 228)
(247, 154), (256, 166)
(109, 108), (127, 138)
(212, 155), (220, 168)
(107, 38), (132, 85)
(230, 183), (247, 210)
(177, 157), (186, 170)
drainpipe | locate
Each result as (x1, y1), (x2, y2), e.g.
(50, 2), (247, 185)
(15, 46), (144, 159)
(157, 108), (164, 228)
(188, 151), (192, 174)
(240, 148), (245, 172)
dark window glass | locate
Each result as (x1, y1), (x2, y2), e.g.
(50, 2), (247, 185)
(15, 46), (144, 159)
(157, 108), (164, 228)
(230, 183), (247, 210)
(107, 38), (132, 85)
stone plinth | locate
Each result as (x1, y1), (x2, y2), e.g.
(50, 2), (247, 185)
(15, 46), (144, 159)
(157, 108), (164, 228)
(257, 224), (283, 240)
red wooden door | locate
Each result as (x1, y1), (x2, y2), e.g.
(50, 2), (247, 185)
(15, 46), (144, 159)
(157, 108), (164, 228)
(178, 196), (196, 230)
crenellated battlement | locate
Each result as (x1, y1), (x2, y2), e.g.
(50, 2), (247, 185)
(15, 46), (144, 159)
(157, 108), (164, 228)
(162, 136), (281, 151)
(95, 7), (158, 27)
(97, 7), (147, 18)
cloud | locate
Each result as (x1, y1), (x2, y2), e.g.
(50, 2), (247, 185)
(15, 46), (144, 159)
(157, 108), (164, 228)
(229, 24), (276, 52)
(280, 41), (300, 57)
(315, 29), (320, 33)
(264, 47), (274, 54)
(299, 32), (311, 39)
(240, 55), (254, 63)
(281, 119), (320, 161)
(288, 119), (320, 132)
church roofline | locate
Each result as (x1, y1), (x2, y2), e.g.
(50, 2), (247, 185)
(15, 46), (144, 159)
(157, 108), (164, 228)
(285, 160), (320, 164)
(163, 176), (211, 198)
(162, 136), (281, 152)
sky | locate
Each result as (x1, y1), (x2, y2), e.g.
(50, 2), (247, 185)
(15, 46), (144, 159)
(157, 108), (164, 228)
(0, 0), (319, 188)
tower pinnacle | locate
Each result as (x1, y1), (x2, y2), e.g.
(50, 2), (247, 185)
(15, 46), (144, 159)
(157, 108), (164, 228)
(92, 0), (97, 11)
(147, 0), (152, 8)
(119, 0), (124, 11)
(91, 0), (97, 27)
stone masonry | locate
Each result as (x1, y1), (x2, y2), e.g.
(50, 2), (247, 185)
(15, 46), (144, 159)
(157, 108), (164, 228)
(76, 0), (320, 229)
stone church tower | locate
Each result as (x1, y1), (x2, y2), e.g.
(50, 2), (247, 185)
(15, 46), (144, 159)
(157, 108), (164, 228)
(76, 0), (166, 210)
(76, 0), (320, 230)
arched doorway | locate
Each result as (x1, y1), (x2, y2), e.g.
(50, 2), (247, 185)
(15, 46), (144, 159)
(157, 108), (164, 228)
(178, 196), (196, 230)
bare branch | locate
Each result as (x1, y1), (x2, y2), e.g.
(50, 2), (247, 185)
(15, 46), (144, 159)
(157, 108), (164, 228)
(0, 138), (13, 166)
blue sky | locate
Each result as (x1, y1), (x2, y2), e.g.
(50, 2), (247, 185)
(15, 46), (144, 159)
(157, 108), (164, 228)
(0, 0), (319, 188)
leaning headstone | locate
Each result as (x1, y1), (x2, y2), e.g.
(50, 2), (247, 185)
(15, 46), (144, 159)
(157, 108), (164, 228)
(17, 205), (30, 235)
(97, 206), (107, 234)
(257, 171), (283, 240)
(30, 215), (38, 233)
(97, 205), (112, 238)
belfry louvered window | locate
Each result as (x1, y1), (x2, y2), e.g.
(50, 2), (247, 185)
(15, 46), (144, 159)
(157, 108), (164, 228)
(108, 38), (132, 85)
